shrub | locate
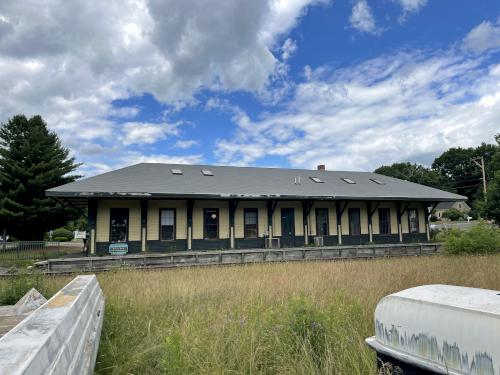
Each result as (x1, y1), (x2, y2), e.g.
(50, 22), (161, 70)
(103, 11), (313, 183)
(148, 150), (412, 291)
(442, 208), (464, 221)
(437, 221), (500, 254)
(50, 228), (73, 242)
(429, 215), (438, 222)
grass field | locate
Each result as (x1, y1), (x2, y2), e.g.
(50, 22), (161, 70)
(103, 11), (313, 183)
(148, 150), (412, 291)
(1, 254), (500, 374)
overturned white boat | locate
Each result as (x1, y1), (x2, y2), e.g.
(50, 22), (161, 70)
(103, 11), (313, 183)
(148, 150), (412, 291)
(366, 284), (500, 375)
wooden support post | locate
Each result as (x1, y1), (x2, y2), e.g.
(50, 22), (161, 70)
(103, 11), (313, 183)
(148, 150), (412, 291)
(88, 198), (97, 255)
(425, 202), (438, 242)
(187, 199), (194, 250)
(141, 199), (148, 252)
(367, 201), (381, 244)
(302, 200), (313, 246)
(396, 202), (409, 243)
(229, 200), (238, 249)
(367, 201), (373, 243)
(335, 200), (343, 245)
(397, 202), (403, 243)
(267, 200), (276, 238)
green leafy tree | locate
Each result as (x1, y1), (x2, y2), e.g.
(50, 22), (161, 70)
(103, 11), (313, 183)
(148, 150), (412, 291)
(484, 133), (500, 223)
(374, 162), (454, 191)
(432, 143), (498, 202)
(0, 115), (80, 240)
(484, 172), (500, 223)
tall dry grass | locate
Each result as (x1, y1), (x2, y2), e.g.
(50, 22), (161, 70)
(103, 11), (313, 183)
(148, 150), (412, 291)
(2, 254), (500, 374)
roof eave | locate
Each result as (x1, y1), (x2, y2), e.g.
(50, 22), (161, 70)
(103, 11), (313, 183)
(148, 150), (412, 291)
(46, 190), (466, 202)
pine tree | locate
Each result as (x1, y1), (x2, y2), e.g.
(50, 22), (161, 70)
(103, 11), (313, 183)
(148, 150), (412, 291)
(0, 115), (80, 240)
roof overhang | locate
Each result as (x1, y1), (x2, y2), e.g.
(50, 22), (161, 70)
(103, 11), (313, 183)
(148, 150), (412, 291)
(46, 191), (466, 203)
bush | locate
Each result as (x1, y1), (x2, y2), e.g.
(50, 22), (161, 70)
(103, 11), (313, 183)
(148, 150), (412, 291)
(429, 215), (438, 222)
(437, 221), (500, 254)
(50, 228), (73, 242)
(442, 208), (464, 221)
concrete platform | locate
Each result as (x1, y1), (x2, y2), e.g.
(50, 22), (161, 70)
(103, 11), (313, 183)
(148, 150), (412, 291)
(35, 242), (442, 274)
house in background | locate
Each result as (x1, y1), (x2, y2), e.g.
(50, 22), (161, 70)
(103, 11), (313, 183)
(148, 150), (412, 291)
(46, 163), (465, 255)
(433, 201), (471, 219)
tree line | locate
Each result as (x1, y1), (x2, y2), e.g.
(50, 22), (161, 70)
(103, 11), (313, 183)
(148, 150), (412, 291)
(374, 134), (500, 222)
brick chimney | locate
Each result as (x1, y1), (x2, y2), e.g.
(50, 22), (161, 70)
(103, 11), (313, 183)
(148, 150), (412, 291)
(317, 164), (325, 171)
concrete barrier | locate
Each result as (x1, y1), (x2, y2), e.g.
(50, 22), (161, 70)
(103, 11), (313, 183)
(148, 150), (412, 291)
(0, 275), (104, 375)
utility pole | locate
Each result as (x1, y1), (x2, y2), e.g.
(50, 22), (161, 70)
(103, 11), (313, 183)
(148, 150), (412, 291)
(472, 156), (487, 196)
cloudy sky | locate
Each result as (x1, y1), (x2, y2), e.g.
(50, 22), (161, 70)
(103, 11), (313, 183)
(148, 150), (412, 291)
(0, 0), (499, 176)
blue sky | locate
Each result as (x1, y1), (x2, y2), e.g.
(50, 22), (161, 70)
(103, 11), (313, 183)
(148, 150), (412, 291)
(0, 0), (499, 176)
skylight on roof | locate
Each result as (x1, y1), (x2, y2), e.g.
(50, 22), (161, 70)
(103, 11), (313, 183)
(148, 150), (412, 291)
(370, 178), (385, 185)
(201, 169), (214, 176)
(341, 178), (356, 184)
(310, 177), (324, 183)
(171, 168), (183, 175)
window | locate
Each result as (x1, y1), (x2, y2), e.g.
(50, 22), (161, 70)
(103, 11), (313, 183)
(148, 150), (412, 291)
(341, 178), (356, 184)
(370, 178), (385, 185)
(348, 208), (361, 236)
(201, 169), (214, 176)
(316, 208), (329, 236)
(408, 208), (419, 234)
(204, 208), (219, 239)
(170, 168), (183, 175)
(378, 208), (391, 235)
(310, 177), (324, 183)
(110, 208), (128, 243)
(244, 208), (258, 238)
(160, 209), (175, 241)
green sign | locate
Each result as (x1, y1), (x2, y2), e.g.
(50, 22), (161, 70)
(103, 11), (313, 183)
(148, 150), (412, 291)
(109, 243), (128, 255)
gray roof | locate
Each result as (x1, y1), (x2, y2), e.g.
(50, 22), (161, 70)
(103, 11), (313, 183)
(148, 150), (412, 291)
(46, 163), (466, 202)
(434, 201), (469, 210)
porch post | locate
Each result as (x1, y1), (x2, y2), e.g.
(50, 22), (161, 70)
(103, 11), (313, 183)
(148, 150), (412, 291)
(336, 200), (343, 245)
(88, 198), (97, 255)
(397, 202), (403, 243)
(267, 200), (274, 237)
(141, 199), (148, 252)
(425, 202), (431, 241)
(302, 200), (313, 246)
(229, 199), (237, 249)
(367, 201), (373, 243)
(187, 199), (194, 250)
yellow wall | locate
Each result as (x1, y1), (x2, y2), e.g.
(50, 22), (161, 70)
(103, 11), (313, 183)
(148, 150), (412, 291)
(307, 202), (337, 236)
(96, 199), (141, 242)
(340, 201), (369, 235)
(147, 200), (187, 240)
(272, 201), (304, 237)
(192, 200), (229, 239)
(234, 201), (268, 238)
(95, 199), (427, 243)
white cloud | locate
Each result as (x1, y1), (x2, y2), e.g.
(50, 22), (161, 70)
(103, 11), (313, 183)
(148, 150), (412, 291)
(216, 42), (500, 171)
(173, 140), (199, 149)
(281, 38), (298, 60)
(118, 152), (203, 166)
(463, 21), (500, 53)
(121, 122), (178, 146)
(0, 0), (325, 170)
(393, 0), (427, 21)
(350, 0), (382, 36)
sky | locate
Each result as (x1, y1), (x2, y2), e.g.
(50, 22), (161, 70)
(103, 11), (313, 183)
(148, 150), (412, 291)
(0, 0), (499, 177)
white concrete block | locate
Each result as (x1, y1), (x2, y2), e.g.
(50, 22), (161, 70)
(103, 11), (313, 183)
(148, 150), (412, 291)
(0, 275), (105, 375)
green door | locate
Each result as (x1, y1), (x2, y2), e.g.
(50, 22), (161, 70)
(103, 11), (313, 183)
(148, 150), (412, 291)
(281, 208), (295, 248)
